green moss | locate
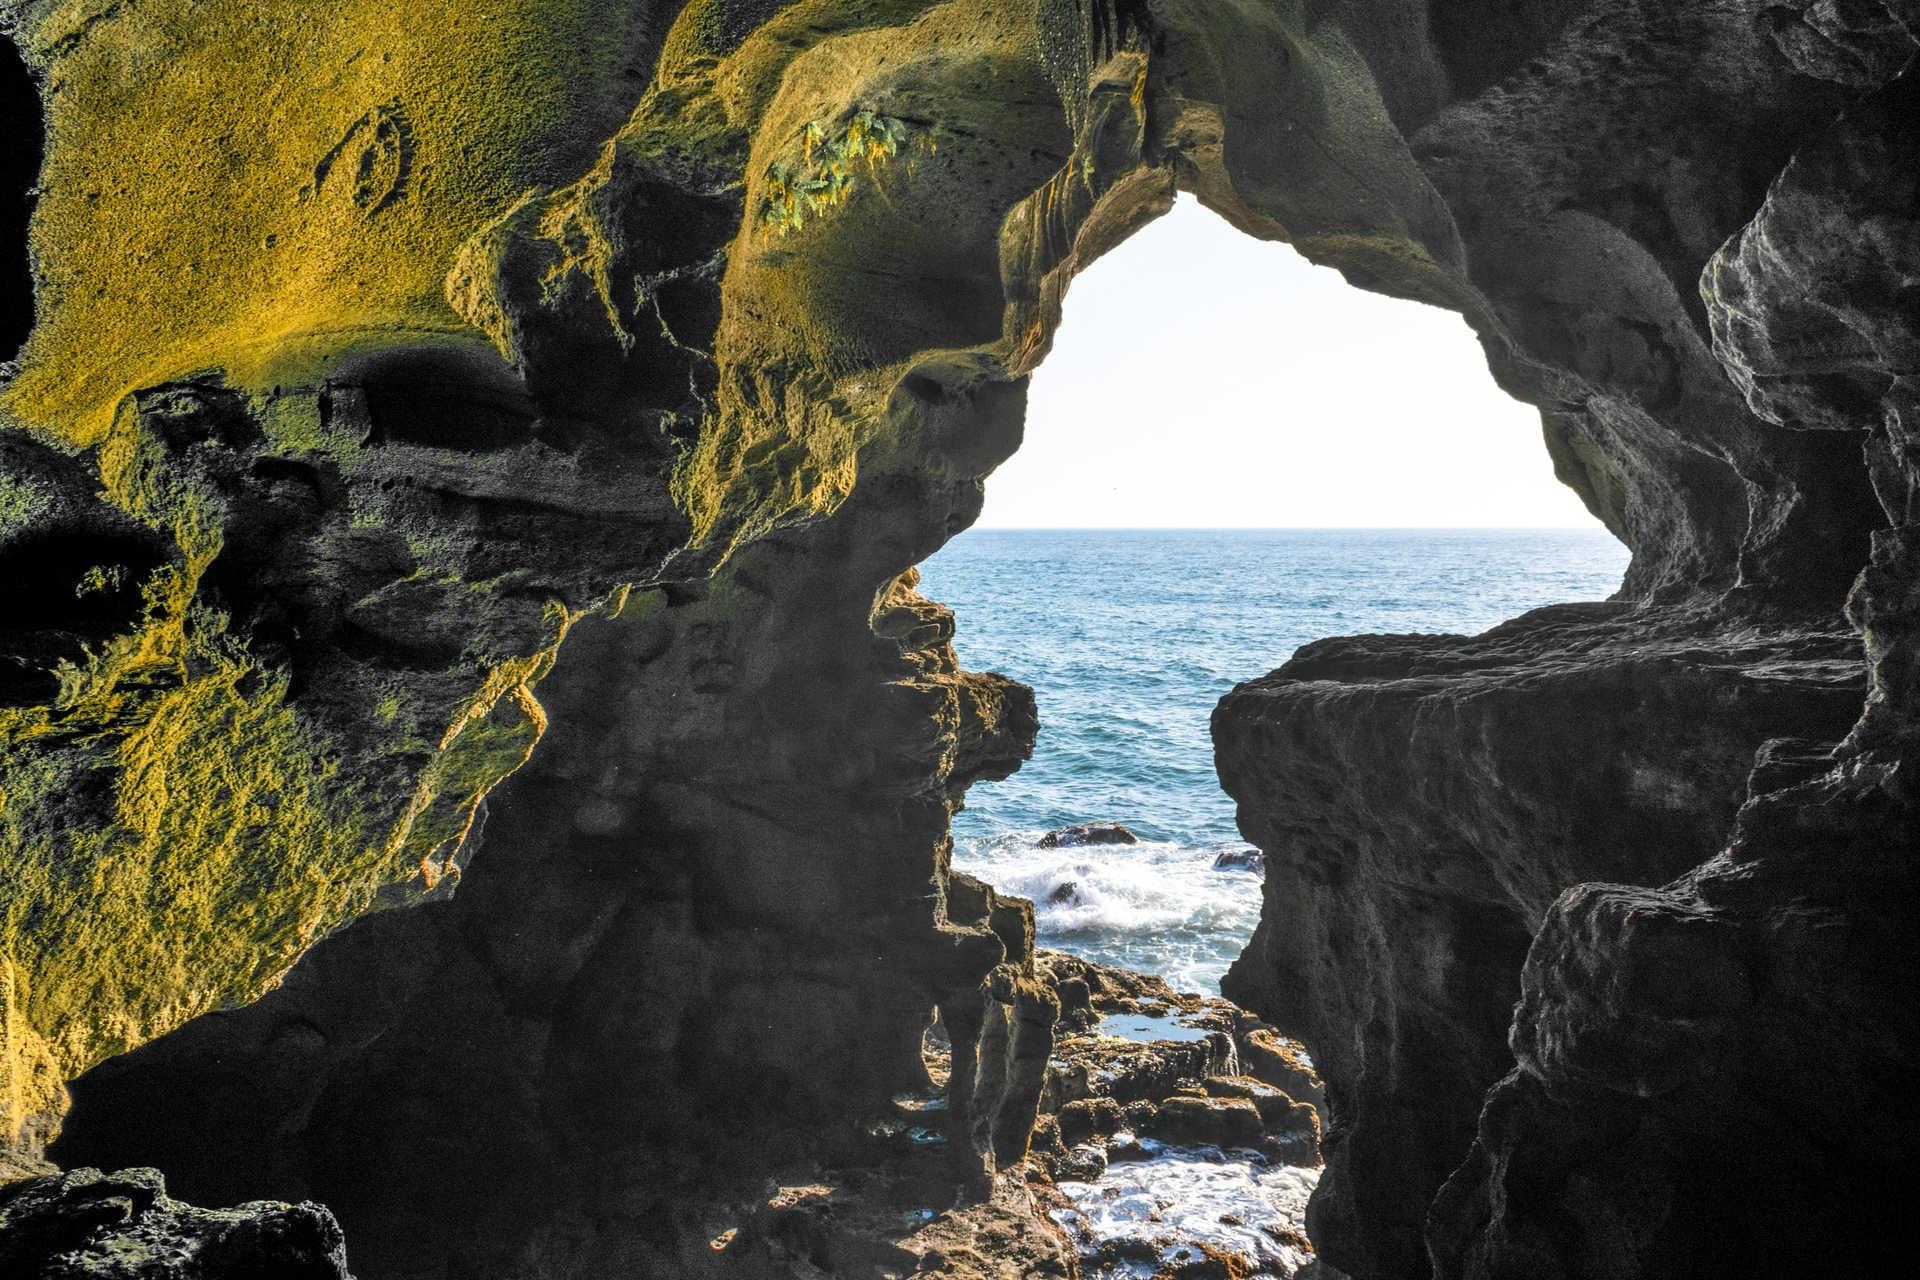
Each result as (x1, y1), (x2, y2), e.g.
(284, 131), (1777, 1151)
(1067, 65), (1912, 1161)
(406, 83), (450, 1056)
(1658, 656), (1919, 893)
(0, 603), (380, 1133)
(0, 563), (576, 1142)
(3, 0), (663, 445)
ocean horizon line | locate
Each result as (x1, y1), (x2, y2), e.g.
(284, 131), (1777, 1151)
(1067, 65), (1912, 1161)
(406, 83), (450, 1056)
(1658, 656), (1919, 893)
(959, 524), (1614, 533)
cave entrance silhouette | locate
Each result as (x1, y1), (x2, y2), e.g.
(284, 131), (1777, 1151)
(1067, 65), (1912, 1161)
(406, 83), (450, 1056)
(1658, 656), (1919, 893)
(924, 191), (1624, 998)
(911, 192), (1627, 1258)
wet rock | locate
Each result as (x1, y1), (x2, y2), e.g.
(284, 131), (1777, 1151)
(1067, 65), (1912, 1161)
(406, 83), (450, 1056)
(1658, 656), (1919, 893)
(1038, 822), (1140, 849)
(0, 1167), (352, 1279)
(1033, 951), (1323, 1192)
(1148, 1096), (1266, 1149)
(1058, 1143), (1108, 1182)
(1241, 1029), (1327, 1124)
(1056, 1098), (1124, 1148)
(1204, 1077), (1320, 1147)
(1213, 848), (1265, 873)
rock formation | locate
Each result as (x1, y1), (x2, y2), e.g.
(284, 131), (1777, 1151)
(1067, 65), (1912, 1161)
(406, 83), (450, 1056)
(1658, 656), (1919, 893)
(0, 1167), (351, 1280)
(1, 1), (1915, 1277)
(1216, 605), (1865, 1276)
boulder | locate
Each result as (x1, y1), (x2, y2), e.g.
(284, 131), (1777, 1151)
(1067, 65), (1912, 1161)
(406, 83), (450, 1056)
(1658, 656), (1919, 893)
(1038, 823), (1139, 849)
(1147, 1096), (1266, 1149)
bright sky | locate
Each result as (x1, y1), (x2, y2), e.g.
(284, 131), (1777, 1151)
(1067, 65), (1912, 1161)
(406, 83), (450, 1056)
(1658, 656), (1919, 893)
(978, 195), (1603, 529)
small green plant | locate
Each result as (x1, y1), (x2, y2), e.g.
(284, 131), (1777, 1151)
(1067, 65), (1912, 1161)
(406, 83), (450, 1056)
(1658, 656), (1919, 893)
(758, 108), (935, 236)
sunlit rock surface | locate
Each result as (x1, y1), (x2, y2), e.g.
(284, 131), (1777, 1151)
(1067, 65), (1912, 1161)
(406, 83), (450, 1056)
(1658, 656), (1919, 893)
(2, 0), (1916, 1276)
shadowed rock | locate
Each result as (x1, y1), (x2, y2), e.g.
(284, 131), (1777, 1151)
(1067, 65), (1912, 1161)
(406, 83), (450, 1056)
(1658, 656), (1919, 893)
(0, 1167), (351, 1279)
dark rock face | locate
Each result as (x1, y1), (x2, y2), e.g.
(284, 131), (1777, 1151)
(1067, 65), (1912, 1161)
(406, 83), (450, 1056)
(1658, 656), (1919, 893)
(1216, 605), (1865, 1277)
(0, 1167), (351, 1279)
(1419, 53), (1920, 1280)
(51, 423), (1052, 1274)
(1214, 14), (1920, 1279)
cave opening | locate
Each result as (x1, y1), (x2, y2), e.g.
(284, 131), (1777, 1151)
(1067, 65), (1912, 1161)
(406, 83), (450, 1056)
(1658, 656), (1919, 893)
(916, 193), (1630, 1266)
(925, 193), (1626, 993)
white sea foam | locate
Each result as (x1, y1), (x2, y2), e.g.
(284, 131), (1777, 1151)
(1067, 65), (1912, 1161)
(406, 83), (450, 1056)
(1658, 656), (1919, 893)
(1056, 1145), (1322, 1277)
(953, 832), (1264, 995)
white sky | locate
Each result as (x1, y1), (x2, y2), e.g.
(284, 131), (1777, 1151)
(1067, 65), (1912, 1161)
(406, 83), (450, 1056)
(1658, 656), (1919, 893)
(978, 195), (1604, 529)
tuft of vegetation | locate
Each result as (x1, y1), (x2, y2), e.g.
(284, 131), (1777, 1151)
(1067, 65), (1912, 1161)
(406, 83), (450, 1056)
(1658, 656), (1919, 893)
(758, 108), (935, 236)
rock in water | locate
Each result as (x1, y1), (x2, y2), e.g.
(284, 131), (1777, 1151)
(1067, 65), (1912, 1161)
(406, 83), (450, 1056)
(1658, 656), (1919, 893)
(0, 1167), (352, 1279)
(1213, 849), (1265, 873)
(1039, 823), (1140, 849)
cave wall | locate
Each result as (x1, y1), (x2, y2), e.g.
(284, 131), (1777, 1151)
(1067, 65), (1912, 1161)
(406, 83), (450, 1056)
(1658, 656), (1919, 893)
(1, 0), (1915, 1276)
(1213, 5), (1920, 1279)
(1426, 53), (1920, 1280)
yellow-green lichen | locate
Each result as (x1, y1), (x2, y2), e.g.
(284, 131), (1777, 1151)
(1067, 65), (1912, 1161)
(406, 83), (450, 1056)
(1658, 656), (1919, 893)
(3, 0), (664, 446)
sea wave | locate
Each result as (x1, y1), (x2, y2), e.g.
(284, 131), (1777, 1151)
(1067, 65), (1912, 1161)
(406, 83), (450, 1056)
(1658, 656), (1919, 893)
(954, 832), (1264, 995)
(1056, 1143), (1321, 1277)
(925, 529), (1630, 997)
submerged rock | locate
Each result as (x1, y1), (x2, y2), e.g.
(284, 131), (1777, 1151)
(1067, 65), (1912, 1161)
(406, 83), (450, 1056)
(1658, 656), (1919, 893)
(1039, 823), (1140, 849)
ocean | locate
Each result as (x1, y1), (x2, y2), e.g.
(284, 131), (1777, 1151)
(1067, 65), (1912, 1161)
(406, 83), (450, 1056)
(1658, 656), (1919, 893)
(918, 528), (1631, 996)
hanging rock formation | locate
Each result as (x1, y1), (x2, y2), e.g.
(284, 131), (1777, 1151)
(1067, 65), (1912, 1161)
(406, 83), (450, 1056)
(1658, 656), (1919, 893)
(1, 1), (1916, 1277)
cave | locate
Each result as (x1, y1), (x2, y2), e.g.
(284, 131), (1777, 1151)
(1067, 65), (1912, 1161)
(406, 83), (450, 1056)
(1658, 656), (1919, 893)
(918, 191), (1647, 1272)
(3, 4), (1918, 1280)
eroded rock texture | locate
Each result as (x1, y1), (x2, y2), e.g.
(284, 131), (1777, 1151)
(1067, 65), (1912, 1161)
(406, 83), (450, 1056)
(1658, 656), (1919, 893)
(0, 1167), (351, 1279)
(2, 0), (1917, 1277)
(1217, 16), (1920, 1280)
(1217, 606), (1865, 1276)
(1421, 51), (1920, 1280)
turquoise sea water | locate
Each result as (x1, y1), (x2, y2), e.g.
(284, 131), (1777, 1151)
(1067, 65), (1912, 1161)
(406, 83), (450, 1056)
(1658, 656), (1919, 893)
(917, 528), (1631, 995)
